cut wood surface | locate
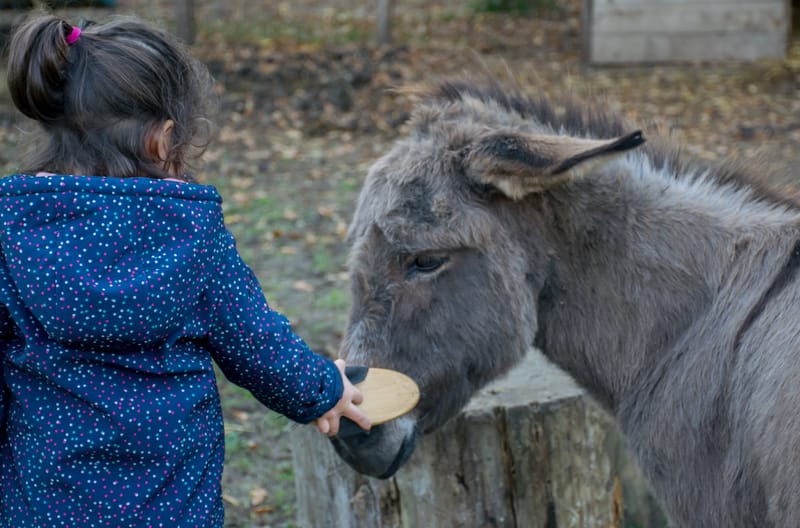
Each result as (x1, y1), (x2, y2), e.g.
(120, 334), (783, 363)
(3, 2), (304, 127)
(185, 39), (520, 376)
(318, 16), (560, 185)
(292, 350), (668, 528)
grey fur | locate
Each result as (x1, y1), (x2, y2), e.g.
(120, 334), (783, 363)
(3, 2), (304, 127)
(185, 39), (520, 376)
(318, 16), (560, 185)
(333, 78), (800, 527)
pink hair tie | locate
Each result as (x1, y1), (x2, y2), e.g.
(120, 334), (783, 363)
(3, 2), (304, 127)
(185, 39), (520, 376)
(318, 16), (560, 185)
(65, 26), (81, 46)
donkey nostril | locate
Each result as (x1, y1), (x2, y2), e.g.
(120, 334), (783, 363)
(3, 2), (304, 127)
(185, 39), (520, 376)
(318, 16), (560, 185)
(329, 419), (419, 478)
(336, 417), (375, 441)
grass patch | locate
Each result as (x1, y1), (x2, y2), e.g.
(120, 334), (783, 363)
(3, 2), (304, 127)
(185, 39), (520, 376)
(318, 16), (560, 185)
(196, 7), (372, 49)
(313, 288), (349, 312)
(470, 0), (562, 15)
(311, 247), (338, 274)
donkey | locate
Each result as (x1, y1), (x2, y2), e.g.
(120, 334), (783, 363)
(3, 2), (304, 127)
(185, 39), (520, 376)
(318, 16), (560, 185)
(331, 78), (800, 527)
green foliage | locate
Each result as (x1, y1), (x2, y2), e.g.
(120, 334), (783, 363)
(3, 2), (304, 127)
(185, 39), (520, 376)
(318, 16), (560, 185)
(471, 0), (561, 15)
(311, 247), (337, 274)
(314, 288), (349, 312)
(223, 430), (248, 455)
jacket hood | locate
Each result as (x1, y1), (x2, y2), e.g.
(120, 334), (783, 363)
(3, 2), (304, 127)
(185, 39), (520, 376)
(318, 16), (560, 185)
(0, 175), (225, 348)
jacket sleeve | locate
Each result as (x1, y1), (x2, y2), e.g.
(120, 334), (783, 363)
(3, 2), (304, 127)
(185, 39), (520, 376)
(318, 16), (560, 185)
(0, 254), (12, 341)
(0, 318), (5, 430)
(204, 231), (343, 424)
(0, 305), (8, 412)
(0, 304), (10, 341)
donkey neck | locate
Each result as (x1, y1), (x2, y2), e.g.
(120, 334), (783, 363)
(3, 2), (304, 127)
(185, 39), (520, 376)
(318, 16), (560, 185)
(530, 154), (800, 412)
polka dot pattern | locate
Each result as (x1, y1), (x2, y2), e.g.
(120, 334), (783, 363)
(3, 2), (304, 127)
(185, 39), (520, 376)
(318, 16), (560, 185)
(0, 174), (343, 527)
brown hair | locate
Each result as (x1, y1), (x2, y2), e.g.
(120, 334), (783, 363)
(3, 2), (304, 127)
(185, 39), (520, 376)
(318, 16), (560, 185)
(6, 13), (215, 179)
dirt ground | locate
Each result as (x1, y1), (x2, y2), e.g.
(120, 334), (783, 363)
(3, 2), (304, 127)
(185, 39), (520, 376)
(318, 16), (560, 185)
(0, 1), (798, 526)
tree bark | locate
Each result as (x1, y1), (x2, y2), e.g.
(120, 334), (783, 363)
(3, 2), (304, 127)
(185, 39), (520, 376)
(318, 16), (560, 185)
(292, 350), (668, 527)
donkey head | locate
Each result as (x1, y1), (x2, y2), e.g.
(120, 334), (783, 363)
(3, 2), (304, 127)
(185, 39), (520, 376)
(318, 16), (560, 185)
(332, 84), (645, 478)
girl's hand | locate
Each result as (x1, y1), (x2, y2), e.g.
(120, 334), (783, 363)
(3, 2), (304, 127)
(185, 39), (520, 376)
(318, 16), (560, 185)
(315, 359), (372, 436)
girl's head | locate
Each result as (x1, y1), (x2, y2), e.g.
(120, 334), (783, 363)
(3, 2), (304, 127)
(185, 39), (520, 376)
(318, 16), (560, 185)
(7, 13), (214, 179)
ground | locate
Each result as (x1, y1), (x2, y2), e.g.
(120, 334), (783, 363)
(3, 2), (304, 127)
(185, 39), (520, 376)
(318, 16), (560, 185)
(0, 1), (798, 526)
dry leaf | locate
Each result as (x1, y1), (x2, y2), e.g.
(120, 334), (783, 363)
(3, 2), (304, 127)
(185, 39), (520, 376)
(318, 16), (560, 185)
(230, 176), (254, 190)
(317, 205), (335, 218)
(250, 486), (269, 506)
(222, 494), (241, 507)
(231, 410), (251, 422)
(336, 221), (348, 239)
(244, 149), (272, 161)
(231, 192), (251, 205)
(225, 214), (243, 225)
(293, 280), (314, 293)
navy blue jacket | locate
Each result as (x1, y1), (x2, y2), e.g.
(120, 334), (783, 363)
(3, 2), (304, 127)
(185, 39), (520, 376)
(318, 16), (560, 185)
(0, 175), (343, 527)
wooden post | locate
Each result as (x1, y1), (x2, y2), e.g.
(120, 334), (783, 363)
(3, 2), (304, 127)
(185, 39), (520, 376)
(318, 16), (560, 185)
(292, 350), (668, 528)
(174, 0), (195, 45)
(377, 0), (392, 45)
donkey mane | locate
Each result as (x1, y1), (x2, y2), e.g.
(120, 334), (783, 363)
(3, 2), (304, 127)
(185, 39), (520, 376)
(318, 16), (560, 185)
(414, 78), (800, 211)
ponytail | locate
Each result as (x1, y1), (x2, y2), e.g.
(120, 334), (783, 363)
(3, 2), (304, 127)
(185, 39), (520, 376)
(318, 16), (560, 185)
(7, 14), (75, 123)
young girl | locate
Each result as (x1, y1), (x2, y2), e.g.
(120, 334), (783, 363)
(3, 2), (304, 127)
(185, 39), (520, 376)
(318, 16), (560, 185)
(0, 13), (370, 527)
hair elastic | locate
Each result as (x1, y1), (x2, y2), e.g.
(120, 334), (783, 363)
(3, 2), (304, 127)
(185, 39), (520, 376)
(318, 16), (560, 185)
(65, 26), (81, 46)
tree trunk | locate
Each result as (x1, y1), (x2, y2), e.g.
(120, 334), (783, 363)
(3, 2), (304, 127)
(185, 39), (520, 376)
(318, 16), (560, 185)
(292, 350), (668, 528)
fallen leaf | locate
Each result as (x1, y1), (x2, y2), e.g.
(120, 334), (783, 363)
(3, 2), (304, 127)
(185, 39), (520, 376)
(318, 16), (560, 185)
(222, 494), (241, 507)
(230, 176), (255, 190)
(223, 423), (248, 434)
(317, 205), (335, 218)
(231, 192), (251, 205)
(244, 149), (272, 161)
(293, 280), (314, 293)
(336, 221), (348, 239)
(250, 486), (269, 506)
(231, 410), (251, 422)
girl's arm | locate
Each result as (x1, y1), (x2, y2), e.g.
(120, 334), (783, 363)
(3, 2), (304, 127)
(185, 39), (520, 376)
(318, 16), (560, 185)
(204, 231), (368, 430)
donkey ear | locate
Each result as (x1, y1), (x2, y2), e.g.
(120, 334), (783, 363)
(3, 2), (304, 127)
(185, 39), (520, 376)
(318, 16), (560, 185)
(465, 129), (645, 200)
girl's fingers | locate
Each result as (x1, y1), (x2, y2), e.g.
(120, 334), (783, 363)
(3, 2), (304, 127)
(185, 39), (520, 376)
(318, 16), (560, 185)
(317, 418), (330, 435)
(344, 402), (371, 432)
(313, 358), (371, 436)
(351, 386), (364, 405)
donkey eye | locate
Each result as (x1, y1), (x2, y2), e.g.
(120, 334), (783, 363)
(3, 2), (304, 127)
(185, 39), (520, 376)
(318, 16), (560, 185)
(408, 254), (449, 277)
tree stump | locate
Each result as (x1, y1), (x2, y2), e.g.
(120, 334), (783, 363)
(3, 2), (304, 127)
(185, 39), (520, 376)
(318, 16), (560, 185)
(291, 350), (667, 527)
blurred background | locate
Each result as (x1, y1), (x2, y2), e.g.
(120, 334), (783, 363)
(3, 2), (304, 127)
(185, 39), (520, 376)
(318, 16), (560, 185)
(1, 1), (798, 526)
